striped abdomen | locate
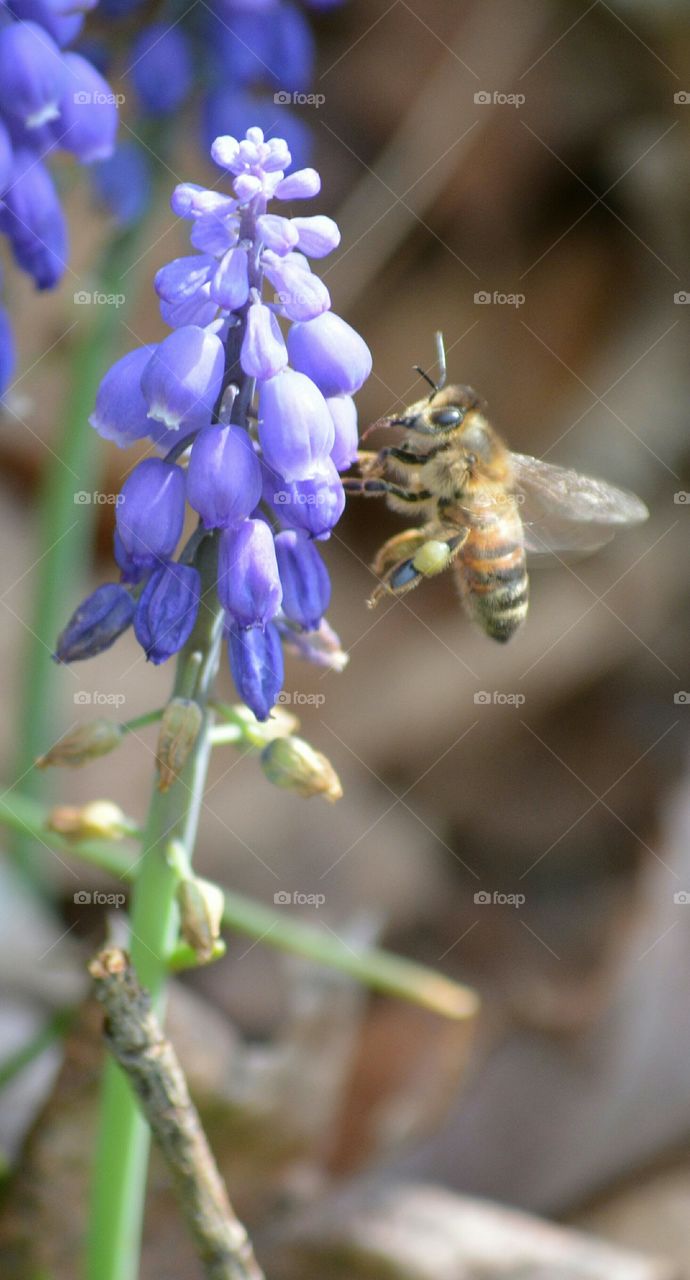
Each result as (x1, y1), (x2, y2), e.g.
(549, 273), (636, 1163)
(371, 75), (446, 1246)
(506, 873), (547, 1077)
(457, 513), (528, 642)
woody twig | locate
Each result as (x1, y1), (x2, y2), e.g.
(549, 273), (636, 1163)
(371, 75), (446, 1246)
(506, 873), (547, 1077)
(89, 947), (264, 1280)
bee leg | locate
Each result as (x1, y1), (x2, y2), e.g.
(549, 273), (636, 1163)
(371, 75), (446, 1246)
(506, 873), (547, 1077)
(354, 445), (449, 477)
(377, 443), (450, 466)
(352, 450), (384, 476)
(376, 446), (426, 467)
(343, 479), (433, 501)
(371, 529), (428, 577)
(369, 531), (469, 606)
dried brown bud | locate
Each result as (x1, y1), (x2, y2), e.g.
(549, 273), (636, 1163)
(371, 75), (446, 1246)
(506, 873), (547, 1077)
(176, 876), (225, 963)
(260, 736), (343, 802)
(47, 799), (128, 841)
(156, 698), (203, 793)
(36, 719), (124, 769)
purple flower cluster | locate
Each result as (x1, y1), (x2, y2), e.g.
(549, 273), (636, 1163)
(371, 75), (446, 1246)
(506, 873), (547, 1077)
(0, 1), (118, 393)
(92, 0), (346, 224)
(57, 126), (369, 720)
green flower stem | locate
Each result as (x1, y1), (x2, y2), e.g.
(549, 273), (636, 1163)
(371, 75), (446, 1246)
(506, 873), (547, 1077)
(11, 226), (148, 891)
(0, 790), (478, 1022)
(167, 939), (227, 971)
(0, 790), (134, 879)
(122, 709), (165, 734)
(86, 539), (224, 1280)
(220, 895), (477, 1021)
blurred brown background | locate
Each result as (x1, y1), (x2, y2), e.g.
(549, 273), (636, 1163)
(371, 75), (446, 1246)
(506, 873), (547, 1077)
(1, 0), (690, 1276)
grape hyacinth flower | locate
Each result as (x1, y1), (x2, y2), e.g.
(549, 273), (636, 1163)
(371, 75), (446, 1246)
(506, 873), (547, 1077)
(96, 0), (347, 217)
(58, 125), (370, 721)
(0, 4), (118, 380)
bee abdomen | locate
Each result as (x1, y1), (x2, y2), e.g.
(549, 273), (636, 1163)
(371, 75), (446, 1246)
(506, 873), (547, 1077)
(460, 537), (529, 642)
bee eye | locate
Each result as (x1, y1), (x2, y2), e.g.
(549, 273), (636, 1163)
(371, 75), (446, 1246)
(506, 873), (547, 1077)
(431, 407), (462, 428)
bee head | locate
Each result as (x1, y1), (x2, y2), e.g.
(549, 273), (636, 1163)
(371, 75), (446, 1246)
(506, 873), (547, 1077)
(391, 385), (488, 445)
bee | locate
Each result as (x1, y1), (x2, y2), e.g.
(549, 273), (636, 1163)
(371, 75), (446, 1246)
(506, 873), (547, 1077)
(344, 334), (649, 642)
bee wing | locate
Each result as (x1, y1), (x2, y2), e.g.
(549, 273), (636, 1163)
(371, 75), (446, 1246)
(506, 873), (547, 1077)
(511, 452), (648, 556)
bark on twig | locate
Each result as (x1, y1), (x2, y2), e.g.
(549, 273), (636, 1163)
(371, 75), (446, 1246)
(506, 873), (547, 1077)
(89, 947), (265, 1280)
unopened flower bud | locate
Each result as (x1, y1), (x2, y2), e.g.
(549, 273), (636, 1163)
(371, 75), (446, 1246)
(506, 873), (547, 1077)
(131, 24), (193, 117)
(260, 735), (342, 801)
(177, 875), (225, 963)
(218, 519), (282, 629)
(134, 563), (201, 665)
(240, 299), (287, 379)
(0, 21), (65, 131)
(3, 150), (67, 290)
(156, 697), (203, 792)
(115, 458), (186, 581)
(36, 719), (124, 768)
(187, 424), (261, 530)
(47, 799), (128, 840)
(54, 583), (136, 663)
(275, 529), (330, 630)
(227, 620), (283, 721)
(288, 312), (372, 398)
(141, 324), (224, 433)
(58, 53), (118, 164)
(258, 369), (334, 482)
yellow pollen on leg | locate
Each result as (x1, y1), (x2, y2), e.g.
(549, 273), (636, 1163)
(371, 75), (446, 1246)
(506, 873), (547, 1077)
(412, 540), (453, 577)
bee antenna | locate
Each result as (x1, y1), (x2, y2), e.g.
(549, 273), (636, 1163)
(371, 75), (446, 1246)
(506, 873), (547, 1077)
(434, 330), (447, 390)
(413, 331), (448, 399)
(413, 364), (437, 393)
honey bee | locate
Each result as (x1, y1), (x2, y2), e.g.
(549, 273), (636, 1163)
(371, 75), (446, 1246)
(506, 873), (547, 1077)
(344, 334), (649, 642)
